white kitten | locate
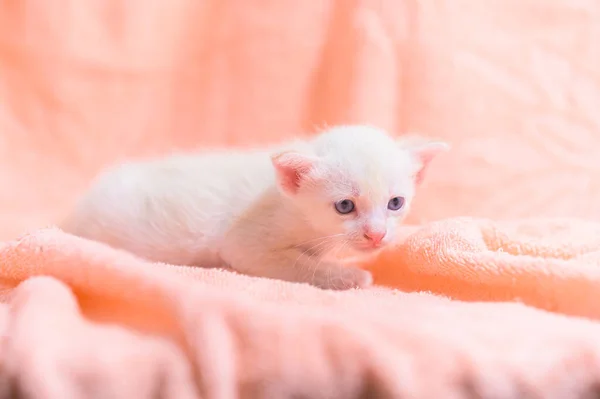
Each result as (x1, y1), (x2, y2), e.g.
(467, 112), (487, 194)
(62, 125), (448, 290)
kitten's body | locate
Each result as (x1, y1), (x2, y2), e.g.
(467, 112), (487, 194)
(63, 125), (447, 290)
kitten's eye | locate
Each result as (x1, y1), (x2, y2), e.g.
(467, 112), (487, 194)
(387, 196), (405, 211)
(334, 199), (355, 214)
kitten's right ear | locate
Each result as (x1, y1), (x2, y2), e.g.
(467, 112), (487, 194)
(410, 141), (450, 185)
(271, 151), (318, 195)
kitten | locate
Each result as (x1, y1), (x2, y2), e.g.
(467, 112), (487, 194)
(62, 125), (448, 290)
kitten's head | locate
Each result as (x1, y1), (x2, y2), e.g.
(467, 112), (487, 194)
(271, 125), (448, 258)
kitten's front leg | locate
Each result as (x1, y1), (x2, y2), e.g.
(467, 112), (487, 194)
(307, 259), (374, 290)
(265, 249), (373, 290)
(221, 243), (372, 290)
(272, 249), (373, 290)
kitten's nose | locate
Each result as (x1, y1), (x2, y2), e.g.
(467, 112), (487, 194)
(363, 229), (386, 246)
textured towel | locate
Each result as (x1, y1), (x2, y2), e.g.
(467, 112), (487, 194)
(1, 227), (600, 398)
(371, 218), (600, 319)
(2, 0), (600, 397)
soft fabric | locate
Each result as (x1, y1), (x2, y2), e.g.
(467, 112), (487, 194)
(2, 227), (600, 398)
(1, 0), (600, 239)
(2, 0), (600, 397)
(371, 218), (600, 320)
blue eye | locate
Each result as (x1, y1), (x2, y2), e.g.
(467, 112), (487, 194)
(387, 196), (405, 211)
(334, 199), (355, 214)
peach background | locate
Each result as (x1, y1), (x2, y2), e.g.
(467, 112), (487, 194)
(1, 0), (600, 240)
(3, 4), (600, 393)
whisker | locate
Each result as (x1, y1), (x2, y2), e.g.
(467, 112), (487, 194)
(293, 233), (346, 249)
(310, 241), (338, 284)
(331, 240), (349, 289)
(309, 239), (339, 281)
(291, 238), (338, 276)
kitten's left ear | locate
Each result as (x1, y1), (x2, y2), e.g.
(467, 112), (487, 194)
(409, 141), (450, 185)
(271, 151), (319, 196)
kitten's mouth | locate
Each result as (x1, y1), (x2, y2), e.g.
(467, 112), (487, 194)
(353, 244), (385, 253)
(330, 243), (382, 260)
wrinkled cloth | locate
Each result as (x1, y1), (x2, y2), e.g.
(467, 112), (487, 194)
(1, 227), (600, 398)
(372, 218), (600, 320)
(2, 0), (600, 397)
(2, 0), (600, 238)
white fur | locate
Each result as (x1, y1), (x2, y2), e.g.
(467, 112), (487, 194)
(62, 125), (447, 290)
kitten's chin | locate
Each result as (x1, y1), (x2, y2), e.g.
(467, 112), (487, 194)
(345, 244), (385, 260)
(322, 240), (386, 264)
(354, 246), (384, 255)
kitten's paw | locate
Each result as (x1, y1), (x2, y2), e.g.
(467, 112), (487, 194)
(314, 266), (373, 291)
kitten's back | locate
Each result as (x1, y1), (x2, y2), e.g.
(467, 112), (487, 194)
(62, 148), (279, 264)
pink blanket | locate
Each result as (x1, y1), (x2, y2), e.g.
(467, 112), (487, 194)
(2, 0), (600, 397)
(2, 227), (600, 398)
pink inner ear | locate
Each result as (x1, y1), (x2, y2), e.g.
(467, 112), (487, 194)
(271, 152), (316, 195)
(413, 142), (449, 185)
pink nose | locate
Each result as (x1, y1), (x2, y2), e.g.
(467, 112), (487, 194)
(363, 230), (386, 246)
